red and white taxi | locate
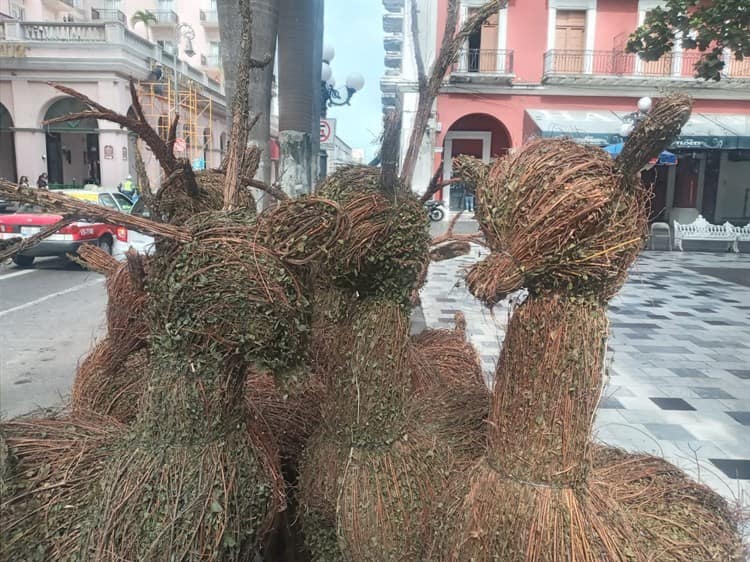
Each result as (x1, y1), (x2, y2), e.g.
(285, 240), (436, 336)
(0, 188), (133, 267)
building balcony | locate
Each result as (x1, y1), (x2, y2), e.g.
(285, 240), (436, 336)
(90, 8), (127, 25)
(383, 33), (402, 53)
(449, 49), (514, 85)
(543, 50), (750, 84)
(384, 50), (402, 70)
(150, 10), (179, 27)
(0, 21), (225, 99)
(12, 21), (107, 42)
(382, 12), (403, 34)
(201, 53), (221, 68)
(199, 9), (219, 29)
(42, 0), (84, 13)
(382, 0), (404, 12)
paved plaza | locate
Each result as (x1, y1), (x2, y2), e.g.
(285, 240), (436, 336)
(417, 243), (750, 510)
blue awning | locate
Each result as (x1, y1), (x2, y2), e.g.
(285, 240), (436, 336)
(526, 109), (750, 150)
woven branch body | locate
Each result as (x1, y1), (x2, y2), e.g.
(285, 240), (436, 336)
(488, 294), (606, 486)
(301, 301), (455, 562)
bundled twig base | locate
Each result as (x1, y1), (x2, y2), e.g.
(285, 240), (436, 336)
(428, 295), (742, 561)
(72, 250), (149, 421)
(0, 413), (126, 560)
(72, 341), (147, 422)
(409, 313), (490, 462)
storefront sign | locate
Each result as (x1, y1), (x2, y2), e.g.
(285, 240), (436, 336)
(670, 137), (727, 150)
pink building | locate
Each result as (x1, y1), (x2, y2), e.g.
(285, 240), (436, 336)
(382, 0), (750, 224)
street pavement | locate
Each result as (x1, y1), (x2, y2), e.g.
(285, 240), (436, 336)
(0, 258), (106, 418)
(421, 219), (750, 511)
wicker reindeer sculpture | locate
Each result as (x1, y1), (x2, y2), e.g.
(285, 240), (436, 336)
(429, 95), (744, 561)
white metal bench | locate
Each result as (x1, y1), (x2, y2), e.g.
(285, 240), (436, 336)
(673, 215), (738, 252)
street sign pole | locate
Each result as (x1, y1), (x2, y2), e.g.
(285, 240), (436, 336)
(319, 117), (336, 179)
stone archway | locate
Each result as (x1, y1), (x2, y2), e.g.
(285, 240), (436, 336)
(0, 103), (17, 182)
(44, 97), (100, 186)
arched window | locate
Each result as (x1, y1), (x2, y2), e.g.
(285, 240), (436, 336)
(43, 97), (100, 186)
(0, 103), (17, 182)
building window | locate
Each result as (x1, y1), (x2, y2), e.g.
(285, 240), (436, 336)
(10, 3), (25, 20)
(554, 10), (586, 72)
(466, 8), (499, 72)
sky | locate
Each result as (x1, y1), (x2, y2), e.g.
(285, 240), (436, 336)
(323, 0), (385, 161)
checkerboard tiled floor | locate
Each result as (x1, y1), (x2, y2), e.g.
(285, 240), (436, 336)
(417, 246), (750, 508)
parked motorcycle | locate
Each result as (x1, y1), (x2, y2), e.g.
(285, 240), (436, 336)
(425, 200), (445, 222)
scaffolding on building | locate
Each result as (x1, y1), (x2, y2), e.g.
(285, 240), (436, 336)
(138, 73), (214, 171)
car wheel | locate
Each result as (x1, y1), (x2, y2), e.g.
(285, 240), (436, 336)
(98, 236), (113, 256)
(430, 208), (445, 222)
(13, 255), (35, 268)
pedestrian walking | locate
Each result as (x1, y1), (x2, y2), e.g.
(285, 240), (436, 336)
(118, 175), (135, 198)
(18, 176), (29, 188)
(36, 173), (48, 189)
(464, 190), (475, 213)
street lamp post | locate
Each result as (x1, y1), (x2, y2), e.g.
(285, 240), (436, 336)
(172, 23), (196, 117)
(620, 96), (652, 138)
(319, 44), (365, 178)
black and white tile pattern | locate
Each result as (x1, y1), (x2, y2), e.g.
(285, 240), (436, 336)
(418, 247), (750, 507)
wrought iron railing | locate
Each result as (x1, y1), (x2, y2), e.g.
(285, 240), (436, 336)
(201, 54), (221, 67)
(199, 9), (218, 23)
(151, 10), (179, 24)
(542, 50), (750, 79)
(454, 49), (514, 74)
(90, 8), (127, 24)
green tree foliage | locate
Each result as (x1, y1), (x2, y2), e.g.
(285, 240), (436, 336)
(626, 0), (750, 81)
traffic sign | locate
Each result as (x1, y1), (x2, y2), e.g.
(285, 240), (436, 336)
(320, 118), (336, 149)
(174, 137), (186, 152)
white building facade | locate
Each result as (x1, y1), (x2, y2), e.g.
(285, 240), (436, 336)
(0, 0), (228, 189)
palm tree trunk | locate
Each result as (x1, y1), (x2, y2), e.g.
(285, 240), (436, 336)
(277, 0), (317, 194)
(278, 0), (314, 134)
(247, 0), (279, 190)
(218, 0), (279, 202)
(217, 0), (242, 130)
(310, 0), (324, 181)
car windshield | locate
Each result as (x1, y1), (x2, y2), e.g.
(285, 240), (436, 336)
(131, 198), (151, 218)
(16, 204), (45, 214)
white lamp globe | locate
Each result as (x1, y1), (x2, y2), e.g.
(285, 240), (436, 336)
(637, 96), (653, 113)
(322, 44), (335, 63)
(346, 72), (365, 92)
(620, 123), (634, 137)
(321, 62), (332, 83)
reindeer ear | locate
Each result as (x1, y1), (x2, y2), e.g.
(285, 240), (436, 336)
(615, 94), (692, 181)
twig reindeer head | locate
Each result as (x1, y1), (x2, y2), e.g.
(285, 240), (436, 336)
(464, 94), (692, 306)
